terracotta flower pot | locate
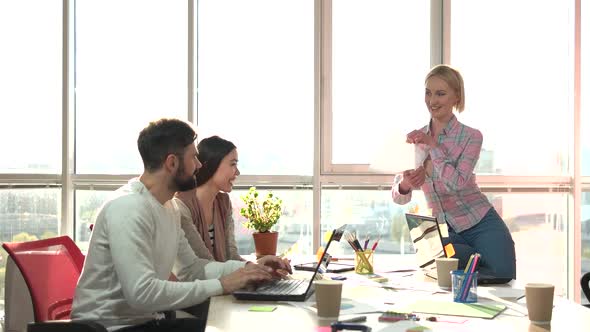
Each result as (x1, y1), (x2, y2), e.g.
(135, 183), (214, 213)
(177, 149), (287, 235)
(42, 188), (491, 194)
(252, 231), (278, 258)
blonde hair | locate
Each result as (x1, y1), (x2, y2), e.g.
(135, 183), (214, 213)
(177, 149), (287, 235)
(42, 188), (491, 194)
(425, 64), (465, 113)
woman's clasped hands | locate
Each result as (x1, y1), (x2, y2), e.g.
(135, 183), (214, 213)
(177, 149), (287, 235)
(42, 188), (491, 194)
(399, 166), (426, 194)
(406, 130), (437, 148)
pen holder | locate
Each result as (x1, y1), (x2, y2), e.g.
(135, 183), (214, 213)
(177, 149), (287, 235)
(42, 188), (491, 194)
(451, 270), (478, 303)
(354, 250), (374, 274)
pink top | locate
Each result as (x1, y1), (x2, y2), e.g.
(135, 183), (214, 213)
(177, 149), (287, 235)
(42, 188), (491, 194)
(392, 115), (491, 232)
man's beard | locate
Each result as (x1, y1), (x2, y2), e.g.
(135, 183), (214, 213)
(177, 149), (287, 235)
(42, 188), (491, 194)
(173, 163), (197, 192)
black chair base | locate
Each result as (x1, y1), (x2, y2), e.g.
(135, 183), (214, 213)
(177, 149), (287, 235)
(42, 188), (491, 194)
(28, 320), (107, 332)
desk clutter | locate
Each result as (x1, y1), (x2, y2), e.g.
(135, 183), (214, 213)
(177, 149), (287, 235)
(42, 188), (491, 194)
(218, 257), (580, 332)
(260, 227), (566, 331)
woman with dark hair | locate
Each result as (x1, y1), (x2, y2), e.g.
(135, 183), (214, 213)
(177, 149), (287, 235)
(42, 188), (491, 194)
(173, 136), (243, 261)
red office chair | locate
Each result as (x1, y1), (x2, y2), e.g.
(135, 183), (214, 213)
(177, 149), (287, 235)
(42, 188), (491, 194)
(2, 235), (106, 332)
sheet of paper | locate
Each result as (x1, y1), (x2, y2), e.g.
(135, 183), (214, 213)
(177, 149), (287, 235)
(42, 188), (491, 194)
(479, 286), (525, 301)
(477, 287), (528, 317)
(368, 131), (416, 173)
(287, 296), (382, 316)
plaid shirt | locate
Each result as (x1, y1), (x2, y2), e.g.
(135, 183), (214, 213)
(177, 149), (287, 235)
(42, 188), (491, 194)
(392, 115), (491, 233)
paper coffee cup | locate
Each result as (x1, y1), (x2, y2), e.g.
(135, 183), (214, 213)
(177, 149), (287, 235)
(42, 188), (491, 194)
(525, 283), (554, 325)
(314, 280), (342, 318)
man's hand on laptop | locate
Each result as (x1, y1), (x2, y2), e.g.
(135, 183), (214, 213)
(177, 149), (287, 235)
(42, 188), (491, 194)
(256, 255), (293, 279)
(220, 266), (273, 294)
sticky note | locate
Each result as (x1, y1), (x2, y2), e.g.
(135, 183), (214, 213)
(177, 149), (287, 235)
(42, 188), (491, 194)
(248, 306), (277, 312)
(445, 243), (456, 258)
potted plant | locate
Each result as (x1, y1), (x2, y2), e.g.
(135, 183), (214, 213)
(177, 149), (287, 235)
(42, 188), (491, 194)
(240, 186), (283, 257)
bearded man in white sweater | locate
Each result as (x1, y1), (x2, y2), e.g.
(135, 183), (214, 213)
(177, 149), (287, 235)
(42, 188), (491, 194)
(71, 118), (288, 330)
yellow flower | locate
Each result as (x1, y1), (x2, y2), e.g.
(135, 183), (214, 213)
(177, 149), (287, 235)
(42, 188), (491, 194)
(239, 187), (283, 233)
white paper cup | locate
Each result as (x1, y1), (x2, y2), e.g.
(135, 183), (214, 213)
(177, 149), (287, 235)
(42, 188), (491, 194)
(525, 283), (554, 325)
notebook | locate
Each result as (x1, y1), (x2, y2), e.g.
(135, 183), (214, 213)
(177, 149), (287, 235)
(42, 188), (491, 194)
(232, 225), (346, 302)
(293, 261), (354, 273)
(405, 213), (448, 279)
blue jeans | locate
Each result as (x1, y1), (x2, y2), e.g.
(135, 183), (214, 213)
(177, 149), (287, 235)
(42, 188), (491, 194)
(442, 208), (516, 280)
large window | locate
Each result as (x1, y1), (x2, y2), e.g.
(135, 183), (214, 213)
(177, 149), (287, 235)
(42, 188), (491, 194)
(451, 0), (573, 175)
(330, 1), (430, 169)
(75, 0), (188, 174)
(2, 1), (589, 309)
(0, 0), (62, 173)
(0, 0), (63, 314)
(195, 0), (314, 176)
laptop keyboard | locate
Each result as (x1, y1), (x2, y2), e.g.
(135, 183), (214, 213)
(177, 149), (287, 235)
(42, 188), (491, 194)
(255, 279), (307, 295)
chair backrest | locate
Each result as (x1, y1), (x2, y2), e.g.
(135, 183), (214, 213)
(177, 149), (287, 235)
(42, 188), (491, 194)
(2, 236), (85, 322)
(582, 271), (590, 307)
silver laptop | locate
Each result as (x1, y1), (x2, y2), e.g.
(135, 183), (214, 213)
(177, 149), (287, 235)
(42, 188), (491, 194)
(232, 225), (346, 302)
(405, 213), (448, 279)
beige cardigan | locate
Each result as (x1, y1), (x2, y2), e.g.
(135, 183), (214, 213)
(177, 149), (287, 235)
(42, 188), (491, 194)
(173, 192), (243, 262)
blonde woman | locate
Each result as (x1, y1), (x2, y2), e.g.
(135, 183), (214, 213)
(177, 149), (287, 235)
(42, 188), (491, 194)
(392, 65), (516, 283)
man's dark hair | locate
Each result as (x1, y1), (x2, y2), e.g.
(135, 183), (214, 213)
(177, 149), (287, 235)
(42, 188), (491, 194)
(195, 136), (236, 187)
(137, 118), (197, 172)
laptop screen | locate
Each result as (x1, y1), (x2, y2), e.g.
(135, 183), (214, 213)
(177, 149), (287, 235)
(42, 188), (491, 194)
(405, 213), (447, 272)
(306, 225), (346, 283)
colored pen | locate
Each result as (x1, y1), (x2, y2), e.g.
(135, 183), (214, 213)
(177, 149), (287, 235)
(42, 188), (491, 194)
(346, 239), (360, 251)
(460, 253), (480, 301)
(455, 254), (475, 301)
(463, 254), (475, 273)
(330, 322), (371, 332)
(371, 236), (381, 251)
(353, 239), (364, 251)
(363, 236), (370, 250)
(331, 257), (354, 261)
